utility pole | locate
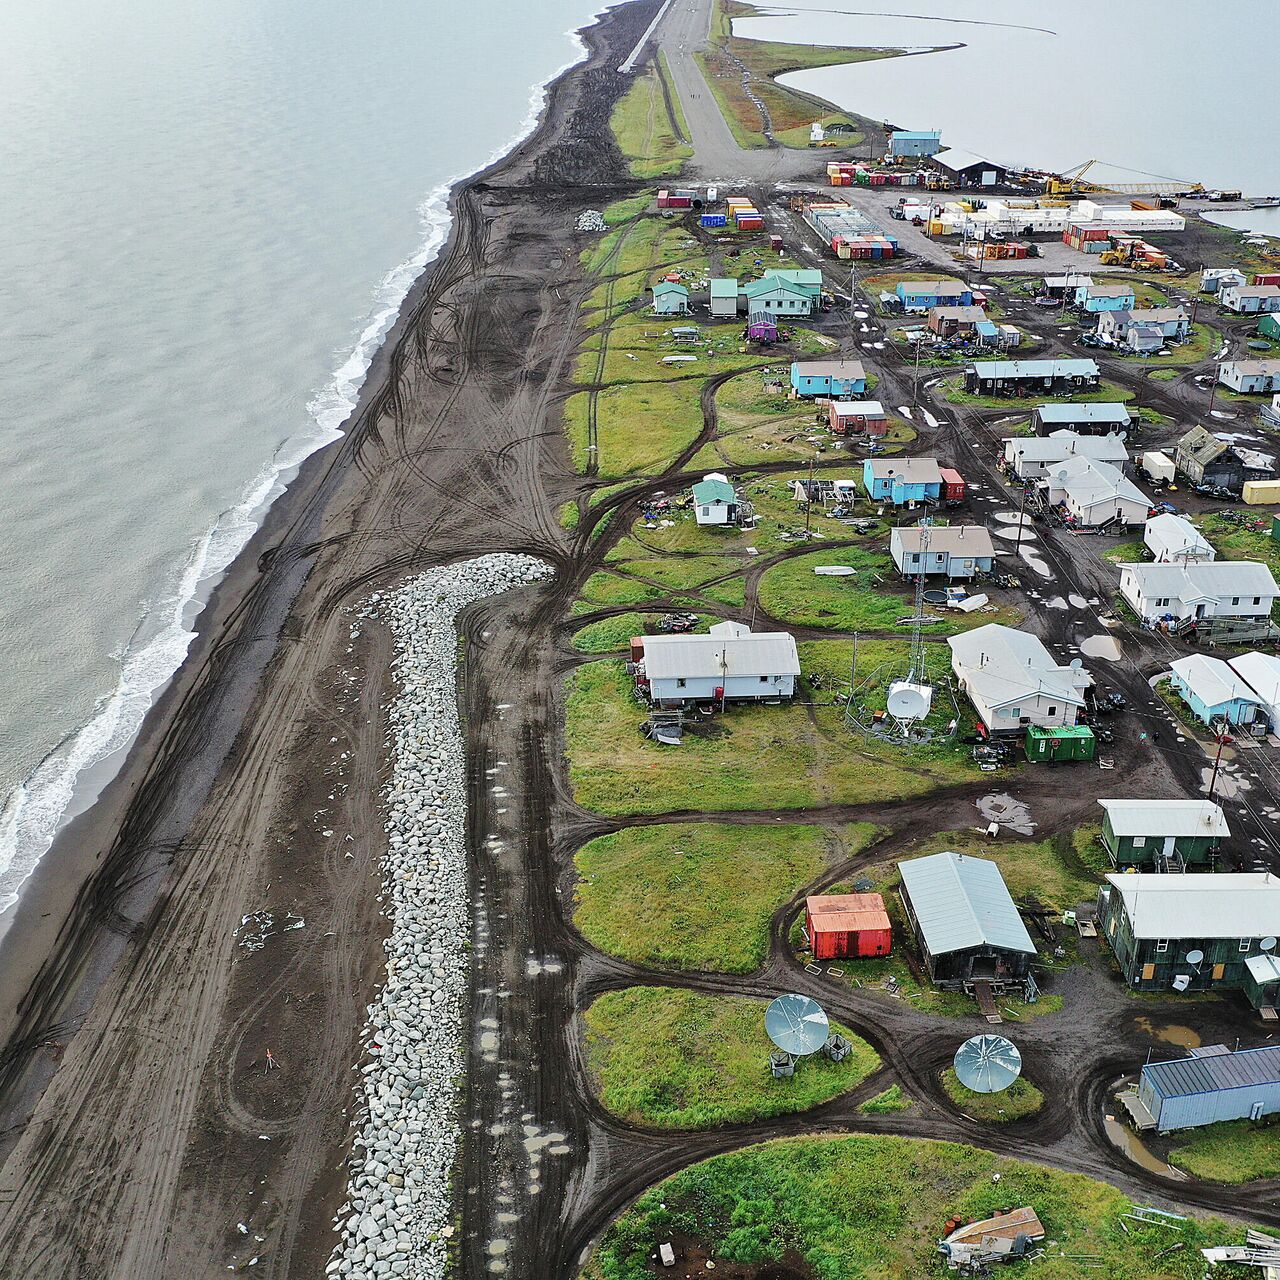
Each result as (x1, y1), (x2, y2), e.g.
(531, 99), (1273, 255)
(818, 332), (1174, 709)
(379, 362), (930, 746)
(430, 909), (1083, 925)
(1207, 361), (1220, 419)
(804, 454), (816, 538)
(1013, 482), (1029, 558)
(1208, 731), (1233, 800)
(912, 333), (922, 406)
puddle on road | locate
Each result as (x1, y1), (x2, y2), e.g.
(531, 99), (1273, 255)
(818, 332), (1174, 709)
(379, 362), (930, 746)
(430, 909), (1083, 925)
(1135, 1017), (1202, 1048)
(1018, 546), (1052, 578)
(977, 793), (1036, 835)
(1103, 1114), (1189, 1181)
(1043, 596), (1067, 610)
(1080, 634), (1123, 661)
(994, 511), (1034, 526)
(1069, 593), (1088, 609)
(993, 526), (1036, 542)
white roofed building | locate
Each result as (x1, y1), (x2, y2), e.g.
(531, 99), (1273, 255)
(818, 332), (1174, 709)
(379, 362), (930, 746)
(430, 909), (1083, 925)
(1168, 654), (1264, 727)
(1143, 513), (1214, 564)
(1228, 651), (1280, 733)
(636, 621), (800, 705)
(948, 623), (1092, 735)
(1039, 455), (1150, 527)
(1002, 430), (1128, 480)
(1097, 799), (1229, 869)
(1118, 561), (1280, 638)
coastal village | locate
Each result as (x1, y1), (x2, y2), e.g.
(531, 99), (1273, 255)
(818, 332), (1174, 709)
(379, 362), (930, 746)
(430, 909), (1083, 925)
(16, 1), (1280, 1279)
(561, 1), (1280, 1277)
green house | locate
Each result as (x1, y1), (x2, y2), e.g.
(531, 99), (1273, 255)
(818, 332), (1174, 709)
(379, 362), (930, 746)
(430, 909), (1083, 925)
(1098, 799), (1229, 869)
(1098, 872), (1280, 994)
(1259, 313), (1280, 342)
(1025, 724), (1095, 763)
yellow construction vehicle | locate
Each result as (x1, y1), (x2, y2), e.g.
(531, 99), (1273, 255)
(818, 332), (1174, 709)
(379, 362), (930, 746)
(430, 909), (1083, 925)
(1045, 159), (1205, 199)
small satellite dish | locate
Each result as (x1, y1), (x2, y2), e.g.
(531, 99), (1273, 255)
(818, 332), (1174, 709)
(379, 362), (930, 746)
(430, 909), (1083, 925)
(765, 994), (830, 1057)
(1264, 937), (1277, 952)
(1186, 949), (1205, 966)
(1172, 974), (1192, 992)
(953, 1034), (1022, 1094)
(887, 679), (933, 721)
(1069, 658), (1083, 670)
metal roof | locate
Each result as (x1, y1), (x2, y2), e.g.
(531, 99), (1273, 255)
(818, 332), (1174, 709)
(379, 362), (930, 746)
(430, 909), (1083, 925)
(892, 130), (941, 140)
(1144, 1045), (1280, 1100)
(709, 278), (738, 297)
(1035, 402), (1130, 424)
(792, 359), (866, 380)
(653, 281), (688, 295)
(933, 148), (1003, 174)
(1097, 799), (1229, 839)
(831, 399), (884, 416)
(1177, 425), (1228, 465)
(1006, 432), (1128, 465)
(1104, 872), (1280, 939)
(1224, 359), (1280, 376)
(1083, 284), (1135, 298)
(948, 623), (1089, 709)
(1230, 652), (1280, 707)
(1170, 654), (1263, 709)
(930, 305), (987, 321)
(1123, 560), (1280, 603)
(806, 893), (890, 934)
(898, 279), (969, 295)
(641, 624), (799, 681)
(899, 852), (1035, 957)
(1144, 513), (1212, 559)
(1227, 285), (1280, 298)
(743, 276), (810, 301)
(691, 477), (735, 504)
(893, 525), (995, 558)
(1246, 954), (1280, 985)
(971, 359), (1100, 379)
(1042, 455), (1150, 510)
(867, 456), (943, 483)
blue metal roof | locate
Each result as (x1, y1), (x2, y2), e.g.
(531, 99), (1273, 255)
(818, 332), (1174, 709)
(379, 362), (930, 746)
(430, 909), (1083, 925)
(1144, 1045), (1280, 1100)
(892, 130), (941, 141)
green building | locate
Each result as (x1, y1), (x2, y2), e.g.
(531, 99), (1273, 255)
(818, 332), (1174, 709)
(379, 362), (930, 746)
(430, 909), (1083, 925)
(1025, 724), (1095, 763)
(1097, 872), (1280, 997)
(1259, 313), (1280, 342)
(1097, 799), (1229, 869)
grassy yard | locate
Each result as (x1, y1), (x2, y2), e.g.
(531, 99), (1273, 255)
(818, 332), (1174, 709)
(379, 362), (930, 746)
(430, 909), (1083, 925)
(571, 611), (715, 654)
(1103, 322), (1218, 367)
(941, 1067), (1043, 1122)
(573, 820), (880, 973)
(578, 570), (665, 609)
(940, 375), (1135, 408)
(583, 987), (878, 1129)
(1170, 1117), (1280, 1183)
(859, 1083), (912, 1114)
(1199, 510), (1280, 578)
(1103, 538), (1146, 564)
(774, 112), (863, 149)
(582, 1133), (1246, 1280)
(609, 59), (692, 179)
(757, 545), (1020, 635)
(564, 660), (978, 816)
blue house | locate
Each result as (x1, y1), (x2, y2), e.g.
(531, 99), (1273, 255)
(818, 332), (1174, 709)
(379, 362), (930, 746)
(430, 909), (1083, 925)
(889, 130), (942, 159)
(863, 457), (944, 505)
(1168, 654), (1263, 727)
(790, 359), (867, 398)
(896, 280), (972, 312)
(1075, 283), (1136, 313)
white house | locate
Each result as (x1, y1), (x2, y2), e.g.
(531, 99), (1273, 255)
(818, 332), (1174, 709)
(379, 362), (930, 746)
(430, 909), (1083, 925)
(1097, 307), (1191, 345)
(1143, 513), (1214, 564)
(948, 623), (1093, 734)
(1229, 652), (1280, 733)
(1118, 561), (1280, 627)
(1221, 283), (1280, 314)
(1040, 455), (1150, 527)
(637, 621), (800, 705)
(691, 473), (738, 526)
(1003, 431), (1128, 481)
(889, 525), (996, 580)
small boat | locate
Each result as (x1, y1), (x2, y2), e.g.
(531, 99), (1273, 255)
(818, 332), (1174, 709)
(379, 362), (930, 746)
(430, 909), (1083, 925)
(813, 565), (857, 576)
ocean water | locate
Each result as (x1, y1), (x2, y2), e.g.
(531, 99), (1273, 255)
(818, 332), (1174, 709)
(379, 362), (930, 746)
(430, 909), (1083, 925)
(735, 1), (1280, 199)
(0, 0), (610, 908)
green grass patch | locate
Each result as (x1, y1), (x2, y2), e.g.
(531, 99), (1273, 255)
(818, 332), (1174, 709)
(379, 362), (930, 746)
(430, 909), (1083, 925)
(608, 61), (692, 179)
(583, 1132), (1245, 1280)
(564, 660), (977, 816)
(574, 820), (879, 973)
(1199, 510), (1280, 578)
(571, 611), (714, 654)
(859, 1083), (912, 1115)
(1103, 537), (1145, 564)
(1148, 367), (1181, 382)
(583, 987), (878, 1129)
(558, 500), (581, 532)
(579, 571), (664, 608)
(941, 1068), (1044, 1122)
(1170, 1116), (1280, 1183)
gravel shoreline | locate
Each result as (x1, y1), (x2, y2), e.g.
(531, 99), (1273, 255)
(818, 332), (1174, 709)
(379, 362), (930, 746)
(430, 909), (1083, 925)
(328, 554), (552, 1280)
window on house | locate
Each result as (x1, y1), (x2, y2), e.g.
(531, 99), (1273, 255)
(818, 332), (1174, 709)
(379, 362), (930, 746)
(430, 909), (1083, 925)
(1155, 939), (1169, 953)
(676, 678), (686, 688)
(1232, 597), (1241, 606)
(759, 675), (768, 683)
(1255, 597), (1262, 605)
(1241, 938), (1252, 952)
(1047, 706), (1057, 716)
(1132, 836), (1146, 847)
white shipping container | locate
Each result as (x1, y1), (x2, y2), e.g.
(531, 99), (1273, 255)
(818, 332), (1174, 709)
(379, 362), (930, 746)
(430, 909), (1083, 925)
(1141, 450), (1176, 484)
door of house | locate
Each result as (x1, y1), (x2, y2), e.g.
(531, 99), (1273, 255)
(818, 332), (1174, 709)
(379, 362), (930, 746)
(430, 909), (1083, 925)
(1252, 1100), (1265, 1121)
(1163, 836), (1176, 856)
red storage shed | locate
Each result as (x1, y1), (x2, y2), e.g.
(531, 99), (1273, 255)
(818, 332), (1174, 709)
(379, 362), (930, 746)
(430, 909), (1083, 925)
(939, 467), (966, 504)
(805, 893), (892, 960)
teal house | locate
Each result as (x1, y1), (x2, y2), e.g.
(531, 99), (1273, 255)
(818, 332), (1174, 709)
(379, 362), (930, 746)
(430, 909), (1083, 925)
(1097, 799), (1229, 869)
(863, 457), (944, 504)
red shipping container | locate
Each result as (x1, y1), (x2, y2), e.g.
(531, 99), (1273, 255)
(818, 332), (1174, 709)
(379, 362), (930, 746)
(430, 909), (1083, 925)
(806, 894), (892, 960)
(939, 467), (966, 503)
(1256, 273), (1280, 286)
(657, 190), (670, 209)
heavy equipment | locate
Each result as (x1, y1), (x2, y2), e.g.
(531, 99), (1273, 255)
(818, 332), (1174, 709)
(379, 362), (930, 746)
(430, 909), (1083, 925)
(1045, 159), (1204, 198)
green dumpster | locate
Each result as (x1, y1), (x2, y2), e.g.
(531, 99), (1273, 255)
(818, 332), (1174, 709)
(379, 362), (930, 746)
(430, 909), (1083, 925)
(1025, 724), (1096, 763)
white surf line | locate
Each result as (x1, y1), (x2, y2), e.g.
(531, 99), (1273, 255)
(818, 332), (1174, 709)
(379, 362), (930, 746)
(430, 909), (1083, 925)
(618, 0), (676, 72)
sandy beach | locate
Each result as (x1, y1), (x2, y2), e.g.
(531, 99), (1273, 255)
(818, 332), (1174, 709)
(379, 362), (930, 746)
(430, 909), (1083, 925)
(0, 0), (656, 1272)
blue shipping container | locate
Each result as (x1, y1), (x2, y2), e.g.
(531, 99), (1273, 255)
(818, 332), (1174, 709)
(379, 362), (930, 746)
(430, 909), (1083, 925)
(701, 214), (727, 227)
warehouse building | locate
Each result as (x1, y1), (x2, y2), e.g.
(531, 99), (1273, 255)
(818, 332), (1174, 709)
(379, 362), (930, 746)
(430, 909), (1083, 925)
(1097, 871), (1280, 994)
(1123, 1044), (1280, 1133)
(805, 893), (892, 960)
(1096, 799), (1229, 870)
(931, 148), (1007, 189)
(898, 851), (1036, 993)
(889, 129), (942, 158)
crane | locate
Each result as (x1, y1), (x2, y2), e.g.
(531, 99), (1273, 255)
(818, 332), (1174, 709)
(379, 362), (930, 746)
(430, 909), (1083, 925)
(1045, 159), (1205, 198)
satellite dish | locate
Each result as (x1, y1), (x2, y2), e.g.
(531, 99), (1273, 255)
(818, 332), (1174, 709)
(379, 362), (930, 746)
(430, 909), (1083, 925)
(1172, 974), (1192, 992)
(1069, 658), (1083, 670)
(887, 679), (933, 721)
(1264, 938), (1277, 952)
(953, 1034), (1022, 1094)
(1186, 949), (1205, 966)
(765, 994), (830, 1057)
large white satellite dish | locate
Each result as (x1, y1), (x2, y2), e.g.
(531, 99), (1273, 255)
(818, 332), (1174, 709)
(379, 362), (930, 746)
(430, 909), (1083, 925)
(887, 679), (933, 722)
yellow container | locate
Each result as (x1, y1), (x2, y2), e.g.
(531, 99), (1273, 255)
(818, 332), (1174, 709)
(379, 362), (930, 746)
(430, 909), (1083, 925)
(1243, 480), (1280, 505)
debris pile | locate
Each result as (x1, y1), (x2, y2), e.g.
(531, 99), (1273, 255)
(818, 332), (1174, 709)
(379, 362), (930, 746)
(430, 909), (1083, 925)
(326, 554), (553, 1280)
(575, 208), (606, 232)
